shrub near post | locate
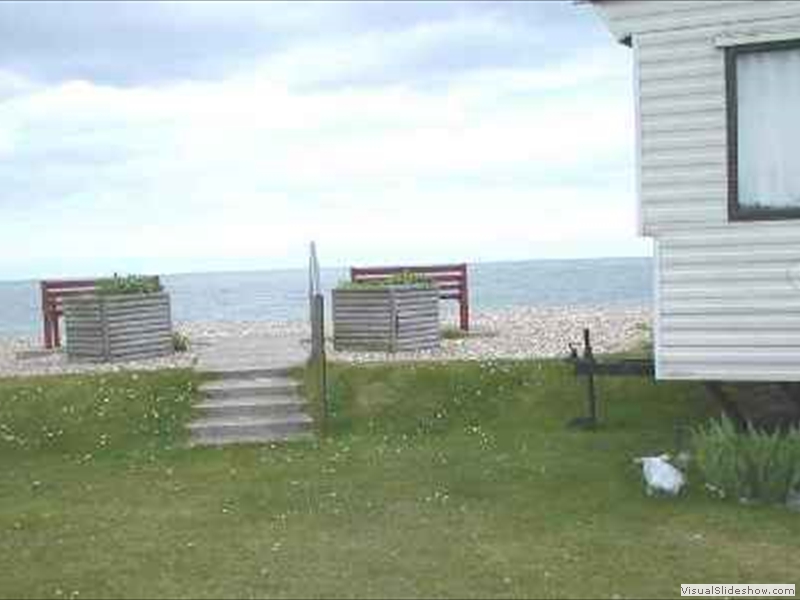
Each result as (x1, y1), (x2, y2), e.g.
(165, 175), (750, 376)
(333, 283), (440, 352)
(63, 276), (173, 362)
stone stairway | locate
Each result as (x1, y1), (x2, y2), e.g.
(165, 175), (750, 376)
(188, 368), (314, 447)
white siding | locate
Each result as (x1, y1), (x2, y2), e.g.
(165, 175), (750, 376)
(591, 1), (800, 234)
(639, 22), (726, 234)
(592, 1), (800, 380)
(597, 1), (800, 44)
(658, 223), (800, 380)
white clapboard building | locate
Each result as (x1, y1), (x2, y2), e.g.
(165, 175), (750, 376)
(589, 1), (800, 381)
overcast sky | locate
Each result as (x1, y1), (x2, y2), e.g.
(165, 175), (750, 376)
(0, 0), (645, 280)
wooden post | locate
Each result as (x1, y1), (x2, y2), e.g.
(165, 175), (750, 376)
(310, 294), (323, 360)
(583, 328), (598, 427)
(312, 294), (328, 433)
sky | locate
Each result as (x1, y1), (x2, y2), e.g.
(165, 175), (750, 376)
(0, 0), (647, 281)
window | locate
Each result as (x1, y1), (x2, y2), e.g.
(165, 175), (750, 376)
(727, 40), (800, 220)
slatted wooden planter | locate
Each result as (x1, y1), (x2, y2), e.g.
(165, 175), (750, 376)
(63, 292), (173, 362)
(332, 285), (440, 352)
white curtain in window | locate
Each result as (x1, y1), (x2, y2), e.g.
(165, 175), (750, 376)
(737, 47), (800, 209)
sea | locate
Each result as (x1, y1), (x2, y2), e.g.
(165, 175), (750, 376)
(0, 257), (652, 338)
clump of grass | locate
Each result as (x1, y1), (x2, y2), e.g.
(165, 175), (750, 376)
(692, 416), (800, 504)
(96, 274), (162, 296)
(172, 331), (189, 353)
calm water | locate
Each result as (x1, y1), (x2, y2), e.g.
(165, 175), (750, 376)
(0, 258), (652, 337)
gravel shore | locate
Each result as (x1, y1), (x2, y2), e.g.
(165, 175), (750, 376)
(0, 305), (651, 378)
(328, 305), (651, 363)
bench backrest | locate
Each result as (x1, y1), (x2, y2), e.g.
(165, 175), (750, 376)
(41, 279), (101, 317)
(350, 263), (467, 301)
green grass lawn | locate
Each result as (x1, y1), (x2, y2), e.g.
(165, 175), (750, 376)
(1, 361), (799, 599)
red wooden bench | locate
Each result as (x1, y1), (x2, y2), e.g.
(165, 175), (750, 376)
(350, 263), (470, 331)
(40, 279), (102, 349)
(40, 277), (165, 349)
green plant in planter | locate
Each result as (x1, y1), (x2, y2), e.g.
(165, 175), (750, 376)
(441, 325), (469, 340)
(338, 271), (435, 290)
(97, 274), (163, 296)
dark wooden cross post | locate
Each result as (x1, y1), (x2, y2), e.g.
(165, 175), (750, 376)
(583, 328), (598, 428)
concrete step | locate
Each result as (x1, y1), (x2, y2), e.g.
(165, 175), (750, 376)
(189, 430), (315, 448)
(187, 414), (313, 441)
(199, 377), (301, 400)
(199, 366), (296, 380)
(196, 396), (308, 419)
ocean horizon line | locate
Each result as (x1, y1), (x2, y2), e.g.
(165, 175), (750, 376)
(0, 254), (653, 285)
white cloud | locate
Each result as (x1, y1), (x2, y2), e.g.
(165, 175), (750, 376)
(0, 69), (39, 99)
(248, 11), (529, 88)
(0, 2), (641, 279)
(2, 56), (632, 186)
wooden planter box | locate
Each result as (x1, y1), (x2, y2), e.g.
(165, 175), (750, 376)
(63, 292), (173, 362)
(332, 285), (440, 352)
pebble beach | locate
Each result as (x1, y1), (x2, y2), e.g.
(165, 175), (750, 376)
(0, 305), (651, 378)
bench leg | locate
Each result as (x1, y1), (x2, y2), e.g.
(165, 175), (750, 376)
(459, 300), (469, 332)
(53, 317), (61, 348)
(43, 315), (53, 349)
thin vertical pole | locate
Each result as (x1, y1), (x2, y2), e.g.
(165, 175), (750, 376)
(320, 307), (328, 435)
(312, 294), (327, 433)
(583, 328), (597, 427)
(308, 241), (328, 435)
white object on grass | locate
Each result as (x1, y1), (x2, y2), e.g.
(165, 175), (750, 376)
(634, 454), (686, 496)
